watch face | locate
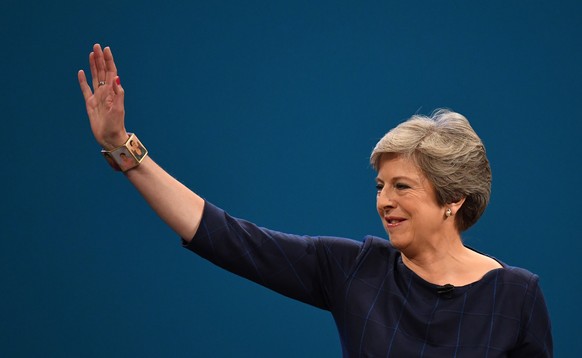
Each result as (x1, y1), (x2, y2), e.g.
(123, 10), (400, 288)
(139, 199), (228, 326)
(111, 147), (137, 171)
(128, 136), (147, 161)
(102, 151), (120, 170)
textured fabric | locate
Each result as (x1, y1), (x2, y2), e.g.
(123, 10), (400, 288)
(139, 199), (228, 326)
(184, 202), (553, 357)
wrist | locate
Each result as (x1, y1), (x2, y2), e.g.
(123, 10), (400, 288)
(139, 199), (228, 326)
(101, 133), (148, 172)
(101, 133), (130, 151)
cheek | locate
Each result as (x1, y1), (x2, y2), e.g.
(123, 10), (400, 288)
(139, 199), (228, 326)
(376, 200), (387, 218)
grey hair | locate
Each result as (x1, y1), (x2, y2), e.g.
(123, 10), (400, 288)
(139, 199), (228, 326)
(370, 109), (491, 232)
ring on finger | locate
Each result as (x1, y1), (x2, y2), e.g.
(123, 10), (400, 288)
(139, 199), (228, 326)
(98, 81), (106, 87)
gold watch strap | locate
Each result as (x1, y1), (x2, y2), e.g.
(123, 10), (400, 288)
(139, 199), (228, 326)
(101, 133), (148, 172)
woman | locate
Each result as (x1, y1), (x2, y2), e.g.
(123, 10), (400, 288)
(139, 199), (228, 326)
(78, 44), (552, 357)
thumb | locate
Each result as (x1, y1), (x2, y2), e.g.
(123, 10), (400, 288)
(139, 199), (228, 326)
(112, 76), (125, 109)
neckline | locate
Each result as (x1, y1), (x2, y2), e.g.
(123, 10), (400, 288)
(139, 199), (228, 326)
(395, 247), (506, 298)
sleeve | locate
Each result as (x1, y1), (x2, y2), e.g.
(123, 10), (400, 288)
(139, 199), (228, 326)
(509, 274), (553, 357)
(182, 201), (364, 310)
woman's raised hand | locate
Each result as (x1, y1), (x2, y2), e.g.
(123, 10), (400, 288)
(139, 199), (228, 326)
(78, 44), (128, 150)
(78, 43), (205, 239)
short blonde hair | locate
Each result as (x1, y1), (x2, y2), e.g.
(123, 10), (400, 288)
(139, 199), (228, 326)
(370, 109), (491, 232)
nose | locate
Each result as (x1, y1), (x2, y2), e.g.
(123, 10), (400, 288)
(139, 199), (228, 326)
(377, 187), (396, 213)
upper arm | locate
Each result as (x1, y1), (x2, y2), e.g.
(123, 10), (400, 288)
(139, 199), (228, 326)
(510, 275), (553, 357)
(183, 202), (363, 310)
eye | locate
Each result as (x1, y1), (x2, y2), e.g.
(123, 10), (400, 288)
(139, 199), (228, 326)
(375, 183), (384, 193)
(394, 182), (410, 190)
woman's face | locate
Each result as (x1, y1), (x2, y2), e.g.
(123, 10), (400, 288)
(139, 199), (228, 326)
(375, 153), (449, 253)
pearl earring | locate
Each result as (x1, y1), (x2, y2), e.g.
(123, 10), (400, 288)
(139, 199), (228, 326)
(445, 208), (452, 217)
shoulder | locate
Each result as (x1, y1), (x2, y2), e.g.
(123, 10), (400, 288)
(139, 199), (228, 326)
(468, 247), (540, 289)
(494, 265), (548, 318)
(343, 235), (401, 274)
(493, 265), (553, 354)
(363, 235), (399, 255)
(496, 263), (540, 289)
(475, 262), (542, 302)
(474, 263), (548, 323)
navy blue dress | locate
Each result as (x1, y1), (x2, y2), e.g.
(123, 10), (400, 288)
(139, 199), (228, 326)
(184, 202), (553, 357)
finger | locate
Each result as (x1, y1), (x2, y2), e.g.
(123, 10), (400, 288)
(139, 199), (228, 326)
(112, 76), (122, 94)
(93, 44), (107, 87)
(103, 47), (118, 84)
(112, 76), (125, 111)
(78, 70), (94, 101)
(89, 51), (98, 90)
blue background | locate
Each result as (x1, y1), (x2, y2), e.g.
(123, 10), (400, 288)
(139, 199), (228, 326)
(2, 1), (581, 356)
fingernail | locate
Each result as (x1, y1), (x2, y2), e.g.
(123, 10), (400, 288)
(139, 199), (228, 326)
(116, 77), (121, 85)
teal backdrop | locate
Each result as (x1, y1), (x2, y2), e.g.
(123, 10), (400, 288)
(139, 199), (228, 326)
(2, 1), (581, 356)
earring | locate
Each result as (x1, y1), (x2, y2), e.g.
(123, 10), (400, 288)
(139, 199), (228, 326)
(445, 208), (452, 217)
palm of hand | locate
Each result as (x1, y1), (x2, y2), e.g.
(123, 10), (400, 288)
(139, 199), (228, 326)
(78, 44), (127, 150)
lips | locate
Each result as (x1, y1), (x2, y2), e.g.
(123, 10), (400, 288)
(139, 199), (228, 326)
(384, 216), (406, 227)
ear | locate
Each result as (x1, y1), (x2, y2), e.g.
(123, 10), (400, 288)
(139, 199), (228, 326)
(448, 197), (466, 215)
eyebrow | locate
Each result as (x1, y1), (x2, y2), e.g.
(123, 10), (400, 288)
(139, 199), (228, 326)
(375, 175), (419, 184)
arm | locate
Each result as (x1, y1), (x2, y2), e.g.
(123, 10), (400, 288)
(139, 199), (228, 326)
(78, 44), (204, 241)
(186, 201), (364, 309)
(77, 44), (364, 309)
(510, 275), (553, 357)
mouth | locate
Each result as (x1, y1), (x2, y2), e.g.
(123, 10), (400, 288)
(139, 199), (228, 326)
(384, 216), (406, 228)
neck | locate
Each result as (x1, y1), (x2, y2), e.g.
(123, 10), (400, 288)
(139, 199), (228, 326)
(400, 238), (471, 286)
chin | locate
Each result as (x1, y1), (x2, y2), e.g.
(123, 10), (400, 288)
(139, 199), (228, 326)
(387, 229), (415, 247)
(386, 234), (405, 249)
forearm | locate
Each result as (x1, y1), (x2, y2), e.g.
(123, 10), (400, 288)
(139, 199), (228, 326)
(79, 44), (204, 241)
(124, 156), (205, 241)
